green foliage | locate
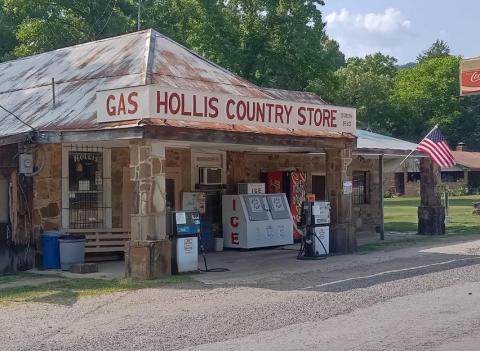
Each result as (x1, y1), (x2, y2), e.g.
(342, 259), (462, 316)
(327, 53), (397, 132)
(0, 2), (478, 149)
(2, 0), (136, 57)
(417, 39), (450, 63)
(390, 55), (462, 143)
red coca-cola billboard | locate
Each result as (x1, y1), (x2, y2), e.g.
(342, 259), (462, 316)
(460, 58), (480, 96)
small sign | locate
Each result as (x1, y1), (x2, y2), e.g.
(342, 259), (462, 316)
(343, 180), (353, 195)
(175, 212), (187, 225)
(184, 238), (193, 253)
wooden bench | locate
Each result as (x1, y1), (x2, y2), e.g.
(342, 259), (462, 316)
(62, 228), (131, 254)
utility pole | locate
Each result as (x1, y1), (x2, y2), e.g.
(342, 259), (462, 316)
(137, 0), (142, 31)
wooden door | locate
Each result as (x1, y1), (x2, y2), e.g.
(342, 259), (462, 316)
(166, 167), (182, 211)
(312, 175), (326, 201)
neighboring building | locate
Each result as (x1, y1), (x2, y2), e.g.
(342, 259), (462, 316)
(0, 29), (420, 274)
(385, 143), (480, 196)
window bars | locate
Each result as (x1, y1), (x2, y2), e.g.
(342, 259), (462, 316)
(352, 171), (369, 205)
(66, 145), (106, 229)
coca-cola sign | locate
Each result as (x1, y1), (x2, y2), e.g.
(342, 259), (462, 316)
(460, 58), (480, 96)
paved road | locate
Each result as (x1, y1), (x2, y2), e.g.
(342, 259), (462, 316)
(2, 239), (480, 351)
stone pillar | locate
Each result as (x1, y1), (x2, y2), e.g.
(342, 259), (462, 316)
(125, 140), (171, 278)
(326, 148), (355, 253)
(418, 158), (445, 235)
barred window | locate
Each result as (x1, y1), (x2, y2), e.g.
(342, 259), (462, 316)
(68, 147), (105, 229)
(352, 171), (369, 205)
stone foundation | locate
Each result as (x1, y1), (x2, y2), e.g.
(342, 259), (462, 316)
(125, 240), (171, 279)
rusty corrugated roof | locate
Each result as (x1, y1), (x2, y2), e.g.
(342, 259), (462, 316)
(261, 88), (327, 104)
(0, 29), (352, 142)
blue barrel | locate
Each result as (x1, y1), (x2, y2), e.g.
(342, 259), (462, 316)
(41, 231), (62, 269)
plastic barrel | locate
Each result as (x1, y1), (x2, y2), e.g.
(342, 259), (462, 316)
(59, 235), (86, 271)
(41, 231), (62, 269)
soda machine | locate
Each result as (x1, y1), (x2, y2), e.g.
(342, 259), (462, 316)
(264, 171), (306, 240)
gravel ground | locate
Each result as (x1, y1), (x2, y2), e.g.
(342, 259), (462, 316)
(2, 240), (480, 351)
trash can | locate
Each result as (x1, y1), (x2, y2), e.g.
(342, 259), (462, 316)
(59, 234), (86, 271)
(41, 231), (62, 269)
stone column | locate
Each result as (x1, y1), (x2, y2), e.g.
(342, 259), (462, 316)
(125, 140), (171, 278)
(326, 148), (355, 253)
(418, 158), (445, 235)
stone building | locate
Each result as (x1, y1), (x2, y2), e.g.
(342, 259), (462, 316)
(0, 29), (416, 275)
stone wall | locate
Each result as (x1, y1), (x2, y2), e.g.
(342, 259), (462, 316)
(33, 144), (62, 233)
(111, 148), (130, 228)
(226, 152), (381, 235)
(350, 156), (381, 234)
(226, 151), (325, 194)
(166, 148), (192, 193)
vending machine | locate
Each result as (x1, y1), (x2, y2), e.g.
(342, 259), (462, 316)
(167, 211), (201, 273)
(222, 193), (293, 249)
(264, 171), (306, 240)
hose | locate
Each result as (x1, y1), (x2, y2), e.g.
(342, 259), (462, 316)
(297, 227), (328, 260)
(197, 234), (230, 273)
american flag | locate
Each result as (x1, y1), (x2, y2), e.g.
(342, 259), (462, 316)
(416, 126), (456, 168)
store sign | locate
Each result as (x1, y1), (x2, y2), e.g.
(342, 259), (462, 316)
(460, 58), (480, 96)
(96, 85), (356, 133)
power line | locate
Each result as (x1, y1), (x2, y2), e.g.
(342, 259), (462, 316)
(0, 103), (36, 131)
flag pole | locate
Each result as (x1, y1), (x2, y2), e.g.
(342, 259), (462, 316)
(399, 124), (438, 166)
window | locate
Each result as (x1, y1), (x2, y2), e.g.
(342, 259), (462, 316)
(352, 171), (369, 205)
(68, 148), (105, 229)
(441, 171), (465, 182)
(407, 172), (421, 183)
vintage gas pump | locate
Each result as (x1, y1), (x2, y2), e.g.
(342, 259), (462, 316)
(297, 201), (330, 260)
(167, 211), (201, 273)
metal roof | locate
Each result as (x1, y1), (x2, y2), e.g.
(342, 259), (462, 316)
(451, 151), (480, 170)
(3, 29), (348, 142)
(355, 129), (420, 155)
(261, 88), (327, 104)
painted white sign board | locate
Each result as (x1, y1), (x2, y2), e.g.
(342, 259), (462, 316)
(97, 85), (356, 134)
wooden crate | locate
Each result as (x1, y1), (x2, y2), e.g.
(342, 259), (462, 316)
(62, 228), (131, 254)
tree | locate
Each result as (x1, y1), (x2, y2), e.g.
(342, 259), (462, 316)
(217, 0), (344, 91)
(3, 0), (136, 57)
(143, 0), (344, 91)
(324, 53), (397, 132)
(417, 39), (450, 63)
(390, 55), (461, 143)
(0, 0), (18, 61)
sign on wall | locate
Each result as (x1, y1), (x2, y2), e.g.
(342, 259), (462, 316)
(460, 57), (480, 96)
(96, 85), (356, 134)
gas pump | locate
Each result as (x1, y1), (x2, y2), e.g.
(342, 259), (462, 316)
(297, 201), (330, 260)
(167, 211), (201, 273)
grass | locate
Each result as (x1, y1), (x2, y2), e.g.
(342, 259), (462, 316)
(0, 275), (193, 306)
(357, 195), (480, 253)
(384, 195), (480, 235)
